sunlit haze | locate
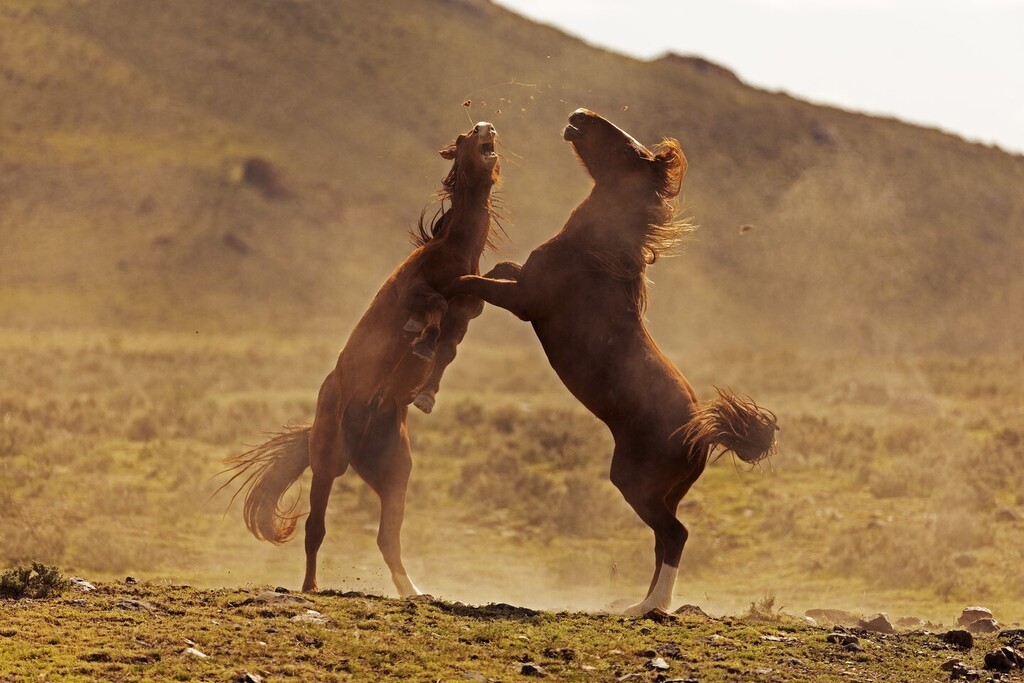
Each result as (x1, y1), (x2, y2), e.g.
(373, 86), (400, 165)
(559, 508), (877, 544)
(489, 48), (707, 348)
(494, 0), (1024, 153)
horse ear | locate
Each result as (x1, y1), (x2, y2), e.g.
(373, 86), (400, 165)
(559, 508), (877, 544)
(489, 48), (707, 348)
(439, 134), (465, 160)
(653, 138), (687, 198)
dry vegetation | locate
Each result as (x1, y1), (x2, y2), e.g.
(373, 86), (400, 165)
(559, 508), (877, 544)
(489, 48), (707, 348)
(2, 330), (1022, 621)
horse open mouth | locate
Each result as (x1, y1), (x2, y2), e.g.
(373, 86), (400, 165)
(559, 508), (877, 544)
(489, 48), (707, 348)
(563, 123), (582, 141)
(480, 141), (495, 158)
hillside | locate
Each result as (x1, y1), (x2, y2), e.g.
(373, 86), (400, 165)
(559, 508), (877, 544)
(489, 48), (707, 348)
(2, 0), (1023, 351)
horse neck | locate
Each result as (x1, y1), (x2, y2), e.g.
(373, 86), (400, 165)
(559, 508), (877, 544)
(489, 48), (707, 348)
(564, 185), (652, 249)
(439, 183), (493, 256)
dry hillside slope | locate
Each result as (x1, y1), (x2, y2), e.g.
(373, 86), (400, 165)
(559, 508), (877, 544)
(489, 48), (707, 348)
(1, 0), (1022, 351)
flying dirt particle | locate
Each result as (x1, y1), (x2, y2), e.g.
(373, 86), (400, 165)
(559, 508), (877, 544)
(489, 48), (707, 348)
(463, 100), (471, 108)
(496, 110), (502, 114)
(622, 105), (628, 111)
(739, 224), (754, 234)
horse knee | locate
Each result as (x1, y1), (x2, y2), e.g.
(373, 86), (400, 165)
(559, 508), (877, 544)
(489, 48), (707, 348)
(487, 261), (522, 280)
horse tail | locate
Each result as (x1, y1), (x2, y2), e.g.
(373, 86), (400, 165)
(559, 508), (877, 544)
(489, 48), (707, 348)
(219, 425), (312, 544)
(680, 388), (778, 466)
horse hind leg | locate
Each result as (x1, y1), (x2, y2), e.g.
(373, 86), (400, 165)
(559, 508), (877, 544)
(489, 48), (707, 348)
(301, 378), (353, 592)
(612, 456), (689, 614)
(352, 414), (422, 598)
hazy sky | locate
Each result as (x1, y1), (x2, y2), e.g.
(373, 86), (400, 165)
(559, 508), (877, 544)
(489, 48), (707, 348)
(493, 0), (1024, 154)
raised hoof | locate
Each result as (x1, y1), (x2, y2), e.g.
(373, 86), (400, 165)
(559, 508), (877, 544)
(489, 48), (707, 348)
(413, 391), (436, 414)
(403, 317), (425, 334)
(412, 342), (436, 362)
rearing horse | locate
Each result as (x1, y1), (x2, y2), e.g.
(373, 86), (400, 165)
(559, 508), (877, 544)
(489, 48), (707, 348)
(223, 122), (501, 596)
(449, 109), (777, 614)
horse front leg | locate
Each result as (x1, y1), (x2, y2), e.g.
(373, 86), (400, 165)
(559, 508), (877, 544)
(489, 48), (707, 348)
(402, 281), (449, 362)
(484, 260), (522, 281)
(412, 296), (482, 414)
(446, 274), (532, 321)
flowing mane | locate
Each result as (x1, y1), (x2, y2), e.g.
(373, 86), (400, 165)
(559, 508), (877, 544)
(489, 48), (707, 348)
(412, 144), (505, 250)
(587, 138), (695, 312)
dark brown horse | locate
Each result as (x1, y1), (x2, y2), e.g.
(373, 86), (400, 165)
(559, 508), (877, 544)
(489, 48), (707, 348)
(448, 109), (777, 614)
(222, 122), (501, 595)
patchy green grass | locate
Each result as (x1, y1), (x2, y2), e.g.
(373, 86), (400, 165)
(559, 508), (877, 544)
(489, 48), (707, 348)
(2, 581), (1015, 682)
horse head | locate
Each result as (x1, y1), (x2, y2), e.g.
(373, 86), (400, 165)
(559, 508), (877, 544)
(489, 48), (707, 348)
(563, 109), (686, 199)
(439, 121), (500, 191)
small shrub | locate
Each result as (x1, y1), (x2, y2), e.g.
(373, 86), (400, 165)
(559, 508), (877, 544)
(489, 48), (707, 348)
(0, 562), (70, 599)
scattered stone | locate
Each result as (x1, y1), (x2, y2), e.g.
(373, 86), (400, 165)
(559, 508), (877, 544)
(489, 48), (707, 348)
(806, 608), (860, 627)
(655, 643), (682, 658)
(804, 616), (818, 627)
(183, 647), (208, 658)
(125, 576), (137, 585)
(115, 599), (156, 612)
(827, 633), (860, 647)
(461, 673), (488, 682)
(942, 630), (975, 649)
(542, 647), (575, 661)
(958, 607), (994, 627)
(238, 673), (263, 683)
(843, 641), (864, 653)
(948, 662), (981, 680)
(273, 586), (290, 594)
(859, 613), (895, 634)
(1000, 629), (1024, 639)
(674, 604), (711, 619)
(520, 663), (546, 677)
(648, 657), (670, 670)
(967, 617), (1000, 634)
(941, 658), (963, 671)
(291, 609), (329, 624)
(642, 608), (676, 623)
(70, 577), (96, 592)
(983, 646), (1024, 672)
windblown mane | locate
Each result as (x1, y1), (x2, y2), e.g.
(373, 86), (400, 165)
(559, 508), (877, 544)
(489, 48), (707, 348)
(411, 153), (505, 250)
(588, 139), (695, 313)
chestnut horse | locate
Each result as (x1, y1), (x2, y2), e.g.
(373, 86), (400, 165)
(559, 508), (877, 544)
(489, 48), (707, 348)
(448, 109), (777, 614)
(222, 122), (501, 595)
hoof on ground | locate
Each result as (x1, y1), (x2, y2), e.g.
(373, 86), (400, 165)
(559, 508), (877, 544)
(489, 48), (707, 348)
(622, 600), (668, 616)
(413, 391), (435, 414)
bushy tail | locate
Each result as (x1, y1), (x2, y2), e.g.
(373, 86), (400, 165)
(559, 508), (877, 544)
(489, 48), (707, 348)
(681, 388), (778, 466)
(218, 425), (311, 543)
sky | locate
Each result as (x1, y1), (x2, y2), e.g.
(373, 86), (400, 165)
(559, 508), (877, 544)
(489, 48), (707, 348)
(493, 0), (1024, 154)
